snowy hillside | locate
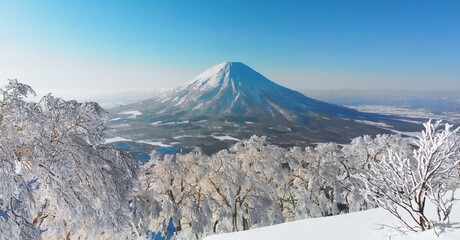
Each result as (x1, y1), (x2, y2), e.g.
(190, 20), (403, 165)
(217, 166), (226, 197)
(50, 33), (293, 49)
(205, 191), (460, 240)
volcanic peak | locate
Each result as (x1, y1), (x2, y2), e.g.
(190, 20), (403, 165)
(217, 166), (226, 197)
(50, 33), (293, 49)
(184, 62), (279, 92)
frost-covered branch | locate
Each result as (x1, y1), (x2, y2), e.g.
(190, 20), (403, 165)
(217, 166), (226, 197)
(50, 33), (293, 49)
(355, 120), (460, 232)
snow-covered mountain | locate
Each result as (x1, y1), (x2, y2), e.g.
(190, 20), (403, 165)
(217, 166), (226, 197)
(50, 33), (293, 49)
(109, 62), (419, 154)
(128, 62), (367, 123)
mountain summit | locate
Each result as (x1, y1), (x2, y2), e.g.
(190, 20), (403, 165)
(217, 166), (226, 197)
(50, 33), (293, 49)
(110, 62), (414, 154)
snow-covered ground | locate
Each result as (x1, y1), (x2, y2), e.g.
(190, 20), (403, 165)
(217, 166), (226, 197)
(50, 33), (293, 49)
(211, 135), (240, 141)
(355, 119), (393, 128)
(205, 191), (460, 240)
(137, 140), (172, 147)
(119, 110), (143, 118)
(104, 136), (132, 143)
(349, 105), (460, 124)
(104, 136), (171, 147)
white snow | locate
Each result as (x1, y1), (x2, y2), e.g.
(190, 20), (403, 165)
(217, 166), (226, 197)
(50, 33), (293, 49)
(349, 105), (431, 119)
(137, 140), (171, 147)
(205, 190), (460, 240)
(388, 129), (422, 138)
(174, 97), (186, 106)
(228, 93), (240, 110)
(104, 136), (132, 143)
(173, 135), (206, 139)
(193, 103), (204, 110)
(349, 105), (460, 124)
(14, 160), (22, 175)
(109, 117), (121, 121)
(119, 110), (143, 119)
(355, 119), (392, 128)
(105, 137), (172, 147)
(211, 135), (240, 141)
(173, 135), (193, 139)
(111, 123), (131, 128)
(155, 121), (190, 126)
(187, 62), (228, 90)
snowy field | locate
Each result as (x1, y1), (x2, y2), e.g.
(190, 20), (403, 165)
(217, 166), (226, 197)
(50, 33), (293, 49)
(349, 105), (460, 124)
(119, 110), (143, 118)
(104, 136), (132, 143)
(205, 191), (460, 240)
(211, 135), (240, 141)
(104, 136), (171, 147)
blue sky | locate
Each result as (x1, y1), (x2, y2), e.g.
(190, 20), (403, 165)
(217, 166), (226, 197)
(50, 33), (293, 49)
(0, 0), (459, 98)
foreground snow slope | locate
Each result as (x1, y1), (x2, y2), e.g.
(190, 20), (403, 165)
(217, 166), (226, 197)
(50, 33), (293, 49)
(205, 191), (460, 240)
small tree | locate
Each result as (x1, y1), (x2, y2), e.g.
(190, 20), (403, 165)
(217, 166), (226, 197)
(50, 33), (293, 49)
(357, 120), (460, 231)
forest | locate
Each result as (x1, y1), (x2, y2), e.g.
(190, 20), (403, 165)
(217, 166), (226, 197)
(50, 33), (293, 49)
(1, 81), (459, 239)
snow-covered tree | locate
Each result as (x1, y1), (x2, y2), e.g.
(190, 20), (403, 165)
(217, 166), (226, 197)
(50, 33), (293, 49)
(12, 80), (458, 239)
(341, 133), (412, 212)
(0, 80), (139, 239)
(209, 136), (287, 232)
(356, 120), (460, 231)
(136, 136), (291, 239)
(287, 142), (370, 219)
(131, 148), (211, 239)
(343, 133), (411, 171)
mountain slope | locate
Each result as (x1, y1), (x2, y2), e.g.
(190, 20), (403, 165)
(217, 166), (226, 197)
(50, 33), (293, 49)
(109, 62), (420, 154)
(204, 190), (460, 240)
(127, 62), (366, 123)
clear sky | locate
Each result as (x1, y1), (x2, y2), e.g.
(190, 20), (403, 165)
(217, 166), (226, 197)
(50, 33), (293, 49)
(0, 0), (459, 99)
